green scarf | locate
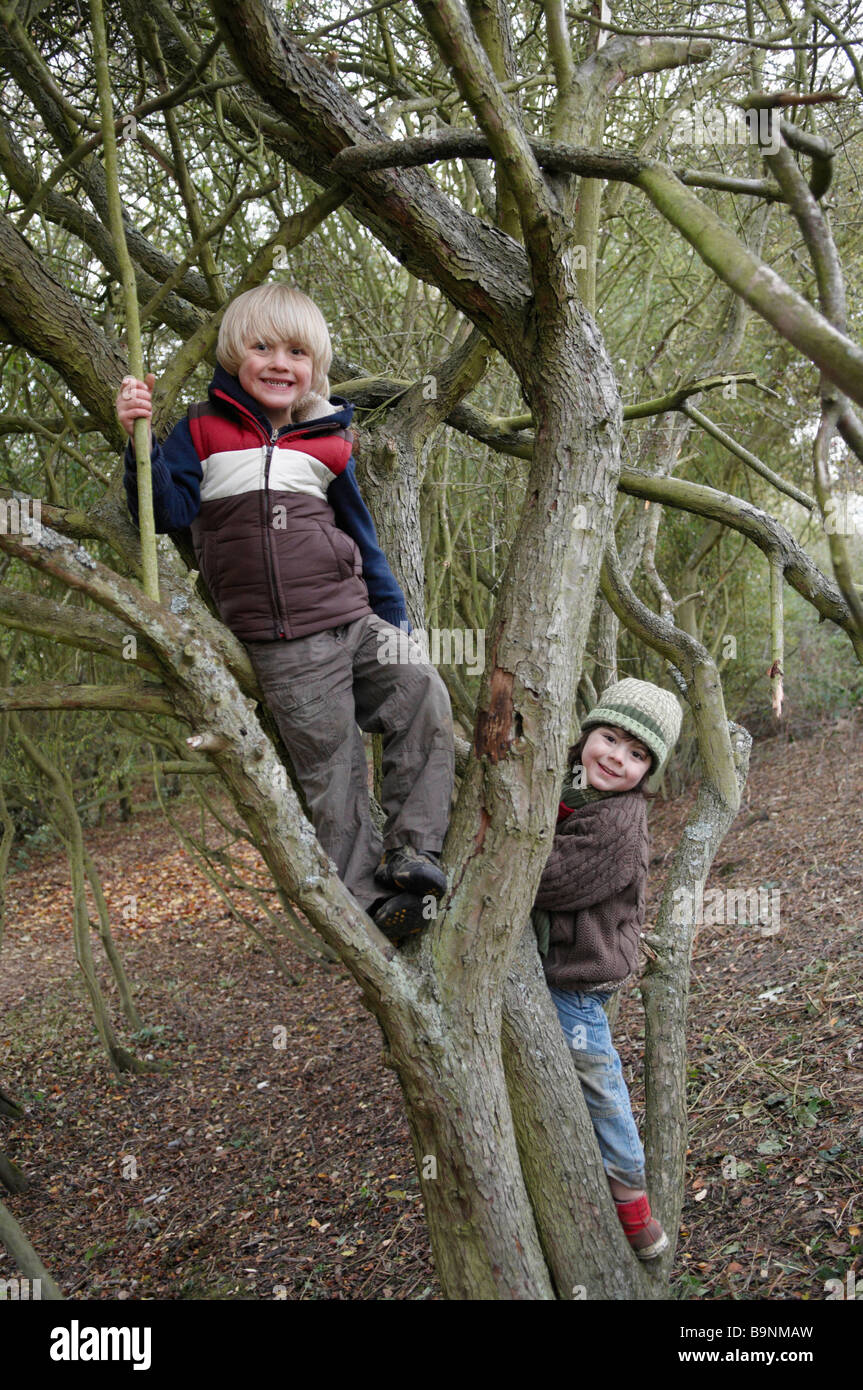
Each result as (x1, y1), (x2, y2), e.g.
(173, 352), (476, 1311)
(531, 769), (615, 957)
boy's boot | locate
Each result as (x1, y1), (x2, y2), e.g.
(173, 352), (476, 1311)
(375, 846), (447, 899)
(614, 1193), (669, 1260)
(372, 892), (431, 943)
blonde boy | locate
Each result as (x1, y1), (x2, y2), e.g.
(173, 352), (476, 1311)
(117, 285), (453, 939)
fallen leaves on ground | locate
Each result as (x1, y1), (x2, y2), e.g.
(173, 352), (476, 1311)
(1, 716), (861, 1300)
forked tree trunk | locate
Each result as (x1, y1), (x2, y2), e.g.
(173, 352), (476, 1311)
(2, 0), (853, 1301)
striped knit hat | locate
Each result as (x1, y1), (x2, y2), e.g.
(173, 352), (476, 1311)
(581, 677), (683, 791)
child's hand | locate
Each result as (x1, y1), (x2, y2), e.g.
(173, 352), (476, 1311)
(116, 373), (155, 440)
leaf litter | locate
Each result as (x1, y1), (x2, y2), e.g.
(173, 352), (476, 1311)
(0, 715), (860, 1300)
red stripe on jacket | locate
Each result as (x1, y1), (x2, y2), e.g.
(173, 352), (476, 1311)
(187, 412), (352, 477)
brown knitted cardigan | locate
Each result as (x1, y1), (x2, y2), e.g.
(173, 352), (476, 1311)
(535, 792), (649, 994)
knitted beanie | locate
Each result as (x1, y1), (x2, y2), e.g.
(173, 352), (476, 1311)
(580, 678), (683, 792)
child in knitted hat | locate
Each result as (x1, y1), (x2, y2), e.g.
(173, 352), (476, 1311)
(532, 677), (683, 1259)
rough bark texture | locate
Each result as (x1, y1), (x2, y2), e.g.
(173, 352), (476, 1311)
(0, 212), (128, 444)
(502, 928), (650, 1299)
(642, 721), (752, 1253)
(210, 0), (532, 349)
(4, 0), (857, 1301)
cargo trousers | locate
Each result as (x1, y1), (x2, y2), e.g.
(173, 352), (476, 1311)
(245, 614), (454, 911)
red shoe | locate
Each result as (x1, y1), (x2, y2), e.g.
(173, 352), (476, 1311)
(615, 1193), (669, 1260)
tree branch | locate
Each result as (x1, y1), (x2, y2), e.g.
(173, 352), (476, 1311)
(622, 373), (766, 420)
(332, 126), (863, 408)
(0, 1199), (64, 1299)
(91, 0), (159, 601)
(0, 681), (176, 715)
(415, 0), (553, 257)
(16, 35), (224, 232)
(0, 115), (206, 338)
(838, 406), (863, 467)
(761, 129), (863, 635)
(681, 402), (816, 510)
(0, 515), (404, 997)
(0, 212), (128, 445)
(0, 588), (162, 672)
(577, 12), (817, 51)
(333, 365), (858, 650)
(634, 163), (863, 410)
(0, 24), (215, 313)
(0, 489), (264, 696)
(210, 0), (533, 347)
(330, 129), (782, 200)
(616, 469), (863, 658)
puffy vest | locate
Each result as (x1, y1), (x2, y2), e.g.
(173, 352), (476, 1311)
(187, 389), (373, 641)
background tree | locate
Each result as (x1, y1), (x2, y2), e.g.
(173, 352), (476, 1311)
(0, 0), (861, 1298)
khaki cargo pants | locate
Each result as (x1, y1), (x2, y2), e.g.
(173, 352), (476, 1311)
(245, 615), (454, 911)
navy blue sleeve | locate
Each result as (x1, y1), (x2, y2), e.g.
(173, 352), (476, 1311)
(328, 457), (410, 630)
(123, 416), (203, 532)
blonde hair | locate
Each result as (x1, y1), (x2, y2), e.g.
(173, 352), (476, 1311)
(217, 284), (332, 396)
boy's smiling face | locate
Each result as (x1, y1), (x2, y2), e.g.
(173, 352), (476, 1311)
(581, 725), (652, 792)
(237, 338), (314, 427)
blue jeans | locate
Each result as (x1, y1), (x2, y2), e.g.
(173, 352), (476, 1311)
(548, 985), (646, 1190)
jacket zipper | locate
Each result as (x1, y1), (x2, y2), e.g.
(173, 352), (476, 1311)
(210, 388), (348, 639)
(262, 427), (288, 639)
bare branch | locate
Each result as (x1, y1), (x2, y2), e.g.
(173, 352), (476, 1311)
(0, 115), (206, 336)
(414, 0), (554, 259)
(16, 35), (224, 232)
(616, 469), (863, 659)
(91, 0), (159, 601)
(0, 515), (402, 993)
(811, 4), (863, 99)
(0, 681), (176, 715)
(741, 89), (844, 108)
(330, 130), (782, 199)
(838, 406), (863, 466)
(575, 12), (824, 52)
(635, 163), (863, 410)
(0, 212), (128, 444)
(0, 587), (162, 672)
(210, 0), (533, 346)
(681, 402), (816, 510)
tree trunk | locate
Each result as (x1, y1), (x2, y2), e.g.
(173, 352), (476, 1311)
(11, 717), (149, 1075)
(0, 1200), (64, 1299)
(81, 846), (145, 1034)
(502, 927), (651, 1299)
(3, 0), (858, 1301)
(0, 1153), (27, 1195)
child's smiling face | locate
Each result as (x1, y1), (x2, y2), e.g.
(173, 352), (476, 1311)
(237, 338), (314, 427)
(580, 725), (652, 792)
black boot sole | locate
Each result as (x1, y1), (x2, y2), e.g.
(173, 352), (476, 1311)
(373, 892), (430, 942)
